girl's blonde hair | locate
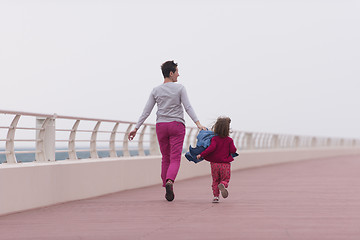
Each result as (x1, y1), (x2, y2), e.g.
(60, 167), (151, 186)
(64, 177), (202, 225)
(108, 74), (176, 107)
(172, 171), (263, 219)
(212, 116), (231, 138)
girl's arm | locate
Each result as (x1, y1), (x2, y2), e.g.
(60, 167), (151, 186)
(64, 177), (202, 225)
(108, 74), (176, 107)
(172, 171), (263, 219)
(200, 138), (217, 158)
(230, 138), (237, 154)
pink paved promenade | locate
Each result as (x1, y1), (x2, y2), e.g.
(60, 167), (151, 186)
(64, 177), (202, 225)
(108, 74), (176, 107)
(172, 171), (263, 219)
(1, 154), (360, 240)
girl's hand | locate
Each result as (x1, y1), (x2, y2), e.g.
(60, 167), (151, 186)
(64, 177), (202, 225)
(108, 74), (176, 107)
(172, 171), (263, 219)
(196, 154), (202, 160)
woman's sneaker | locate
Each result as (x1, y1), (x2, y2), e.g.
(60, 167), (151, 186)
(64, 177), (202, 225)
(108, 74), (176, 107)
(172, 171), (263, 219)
(212, 196), (219, 203)
(218, 183), (228, 198)
(165, 181), (175, 201)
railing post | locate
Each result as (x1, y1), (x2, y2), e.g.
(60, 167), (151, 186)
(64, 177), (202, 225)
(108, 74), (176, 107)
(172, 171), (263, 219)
(326, 138), (331, 147)
(68, 120), (80, 160)
(90, 121), (101, 159)
(304, 137), (310, 147)
(246, 133), (254, 150)
(239, 133), (245, 149)
(5, 114), (21, 164)
(294, 136), (300, 148)
(251, 133), (256, 149)
(311, 137), (317, 147)
(257, 133), (263, 149)
(149, 126), (160, 155)
(263, 134), (270, 149)
(264, 133), (270, 149)
(274, 134), (280, 148)
(184, 128), (193, 151)
(260, 133), (268, 149)
(285, 135), (291, 148)
(272, 134), (279, 149)
(36, 116), (55, 162)
(234, 131), (241, 150)
(123, 124), (133, 157)
(231, 131), (238, 149)
(192, 129), (200, 149)
(138, 125), (147, 156)
(252, 133), (259, 149)
(109, 122), (119, 157)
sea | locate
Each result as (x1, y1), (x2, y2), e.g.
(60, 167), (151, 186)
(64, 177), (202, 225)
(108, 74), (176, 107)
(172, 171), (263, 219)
(0, 149), (150, 164)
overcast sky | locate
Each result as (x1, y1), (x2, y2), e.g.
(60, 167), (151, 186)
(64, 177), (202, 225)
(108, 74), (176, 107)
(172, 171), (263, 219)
(1, 0), (359, 139)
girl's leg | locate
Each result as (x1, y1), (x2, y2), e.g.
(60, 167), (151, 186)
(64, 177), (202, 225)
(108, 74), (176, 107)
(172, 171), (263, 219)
(211, 162), (221, 197)
(219, 163), (231, 188)
(166, 122), (185, 182)
(156, 123), (171, 187)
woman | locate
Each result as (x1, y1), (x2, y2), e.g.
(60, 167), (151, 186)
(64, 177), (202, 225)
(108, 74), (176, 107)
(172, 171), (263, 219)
(128, 60), (206, 201)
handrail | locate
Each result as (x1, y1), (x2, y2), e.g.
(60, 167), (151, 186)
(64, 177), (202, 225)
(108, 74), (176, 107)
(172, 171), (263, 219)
(1, 109), (359, 164)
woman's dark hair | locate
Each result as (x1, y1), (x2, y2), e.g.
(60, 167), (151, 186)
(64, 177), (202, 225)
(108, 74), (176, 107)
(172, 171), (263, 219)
(161, 60), (178, 78)
(212, 117), (231, 138)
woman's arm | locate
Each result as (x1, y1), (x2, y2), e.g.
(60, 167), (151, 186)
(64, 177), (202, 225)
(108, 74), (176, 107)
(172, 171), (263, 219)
(128, 92), (156, 141)
(181, 86), (207, 130)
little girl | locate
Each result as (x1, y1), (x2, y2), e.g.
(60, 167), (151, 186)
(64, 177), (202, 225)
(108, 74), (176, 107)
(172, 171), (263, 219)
(196, 117), (237, 203)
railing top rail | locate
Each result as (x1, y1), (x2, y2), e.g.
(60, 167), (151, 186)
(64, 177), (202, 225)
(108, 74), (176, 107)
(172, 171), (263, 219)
(0, 109), (53, 118)
(0, 109), (154, 126)
(55, 114), (144, 125)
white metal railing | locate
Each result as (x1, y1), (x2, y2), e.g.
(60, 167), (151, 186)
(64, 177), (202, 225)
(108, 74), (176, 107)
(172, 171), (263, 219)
(0, 109), (359, 164)
(0, 110), (160, 163)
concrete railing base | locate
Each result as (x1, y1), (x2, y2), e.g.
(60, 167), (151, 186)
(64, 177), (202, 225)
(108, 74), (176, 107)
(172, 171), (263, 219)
(1, 147), (360, 216)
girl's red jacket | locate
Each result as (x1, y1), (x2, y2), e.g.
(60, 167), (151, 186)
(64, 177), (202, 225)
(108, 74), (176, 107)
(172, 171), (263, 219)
(199, 136), (237, 163)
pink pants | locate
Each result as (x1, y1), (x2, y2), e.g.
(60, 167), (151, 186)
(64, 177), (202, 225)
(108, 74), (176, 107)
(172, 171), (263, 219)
(156, 121), (185, 187)
(211, 162), (231, 197)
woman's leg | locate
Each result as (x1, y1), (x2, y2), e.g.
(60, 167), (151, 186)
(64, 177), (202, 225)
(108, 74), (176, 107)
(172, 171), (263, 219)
(156, 121), (185, 186)
(156, 123), (171, 187)
(166, 122), (185, 182)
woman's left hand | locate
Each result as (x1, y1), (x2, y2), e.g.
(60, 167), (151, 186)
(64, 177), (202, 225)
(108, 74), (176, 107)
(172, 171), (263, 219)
(195, 121), (207, 131)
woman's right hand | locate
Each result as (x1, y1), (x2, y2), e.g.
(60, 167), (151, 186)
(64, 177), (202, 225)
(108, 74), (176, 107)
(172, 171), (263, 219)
(128, 129), (138, 141)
